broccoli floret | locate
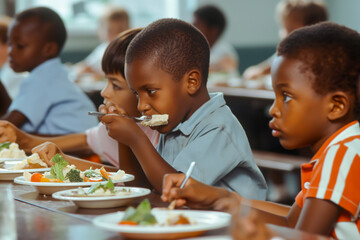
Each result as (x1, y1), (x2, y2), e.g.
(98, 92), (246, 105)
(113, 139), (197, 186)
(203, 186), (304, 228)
(66, 169), (83, 182)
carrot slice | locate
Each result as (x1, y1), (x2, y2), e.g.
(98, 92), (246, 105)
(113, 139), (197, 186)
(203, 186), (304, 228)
(31, 173), (43, 182)
(118, 220), (137, 225)
(100, 166), (111, 180)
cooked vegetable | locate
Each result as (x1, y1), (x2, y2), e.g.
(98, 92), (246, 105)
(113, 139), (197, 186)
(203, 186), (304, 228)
(49, 154), (68, 181)
(88, 179), (114, 194)
(0, 142), (10, 151)
(66, 169), (83, 182)
(100, 166), (111, 180)
(31, 173), (43, 182)
(84, 168), (102, 178)
(121, 199), (157, 226)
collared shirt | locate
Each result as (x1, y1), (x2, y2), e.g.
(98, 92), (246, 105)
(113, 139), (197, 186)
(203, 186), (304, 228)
(157, 92), (267, 200)
(9, 58), (98, 134)
(295, 121), (360, 239)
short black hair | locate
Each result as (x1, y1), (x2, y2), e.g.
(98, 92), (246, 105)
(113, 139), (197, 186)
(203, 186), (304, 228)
(277, 22), (360, 115)
(126, 18), (210, 84)
(102, 28), (142, 76)
(194, 5), (226, 37)
(15, 7), (67, 54)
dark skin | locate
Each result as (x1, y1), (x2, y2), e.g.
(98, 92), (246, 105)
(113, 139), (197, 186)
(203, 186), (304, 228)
(162, 55), (356, 236)
(2, 16), (58, 129)
(101, 58), (210, 192)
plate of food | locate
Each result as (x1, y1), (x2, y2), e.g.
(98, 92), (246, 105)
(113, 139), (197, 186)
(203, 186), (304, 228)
(52, 180), (150, 208)
(13, 154), (134, 194)
(0, 152), (50, 180)
(0, 142), (28, 163)
(92, 199), (231, 239)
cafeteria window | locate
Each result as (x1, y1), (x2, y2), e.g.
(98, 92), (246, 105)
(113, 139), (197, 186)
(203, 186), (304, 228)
(15, 0), (197, 34)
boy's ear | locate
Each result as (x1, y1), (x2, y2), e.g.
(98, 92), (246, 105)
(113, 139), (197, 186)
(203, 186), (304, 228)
(42, 41), (58, 58)
(185, 69), (202, 95)
(327, 91), (352, 121)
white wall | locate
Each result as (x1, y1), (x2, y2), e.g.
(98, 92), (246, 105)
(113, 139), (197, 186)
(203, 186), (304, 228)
(63, 0), (360, 52)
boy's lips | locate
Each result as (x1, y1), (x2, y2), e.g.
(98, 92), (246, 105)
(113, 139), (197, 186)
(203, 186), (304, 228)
(269, 121), (281, 138)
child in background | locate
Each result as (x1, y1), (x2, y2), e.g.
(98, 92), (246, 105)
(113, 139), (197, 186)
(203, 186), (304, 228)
(0, 7), (98, 135)
(162, 22), (360, 239)
(0, 28), (159, 183)
(100, 18), (267, 198)
(192, 5), (239, 76)
(0, 16), (27, 100)
(243, 0), (328, 80)
(72, 6), (129, 80)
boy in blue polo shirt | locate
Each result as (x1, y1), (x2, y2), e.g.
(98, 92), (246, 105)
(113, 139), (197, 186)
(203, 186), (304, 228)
(101, 18), (267, 199)
(0, 7), (97, 135)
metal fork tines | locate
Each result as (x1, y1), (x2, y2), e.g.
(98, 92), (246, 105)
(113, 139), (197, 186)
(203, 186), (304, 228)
(88, 111), (151, 122)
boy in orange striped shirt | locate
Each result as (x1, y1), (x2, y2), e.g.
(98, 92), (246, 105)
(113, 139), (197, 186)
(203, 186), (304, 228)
(161, 22), (360, 239)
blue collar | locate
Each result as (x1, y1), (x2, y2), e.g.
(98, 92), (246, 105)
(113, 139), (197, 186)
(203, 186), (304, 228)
(170, 92), (226, 136)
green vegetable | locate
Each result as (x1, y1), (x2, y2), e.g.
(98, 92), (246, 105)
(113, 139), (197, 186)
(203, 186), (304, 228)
(65, 169), (83, 182)
(50, 154), (68, 181)
(84, 168), (101, 178)
(87, 179), (114, 194)
(0, 142), (10, 151)
(121, 199), (158, 225)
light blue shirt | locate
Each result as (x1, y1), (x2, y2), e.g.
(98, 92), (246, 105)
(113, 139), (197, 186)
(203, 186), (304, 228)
(157, 92), (267, 200)
(9, 58), (98, 134)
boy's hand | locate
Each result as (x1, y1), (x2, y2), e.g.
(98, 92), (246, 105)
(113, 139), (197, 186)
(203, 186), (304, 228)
(101, 114), (142, 146)
(231, 208), (274, 240)
(0, 120), (18, 143)
(98, 101), (119, 114)
(161, 173), (232, 210)
(32, 142), (63, 166)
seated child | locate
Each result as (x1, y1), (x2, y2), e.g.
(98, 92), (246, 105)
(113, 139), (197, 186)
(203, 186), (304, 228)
(0, 28), (159, 180)
(192, 5), (239, 76)
(162, 22), (360, 239)
(72, 6), (130, 80)
(0, 16), (27, 100)
(100, 18), (267, 198)
(243, 0), (328, 80)
(1, 7), (98, 135)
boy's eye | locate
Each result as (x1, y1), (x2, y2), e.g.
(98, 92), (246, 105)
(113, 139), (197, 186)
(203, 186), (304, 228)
(282, 92), (292, 103)
(147, 89), (157, 95)
(112, 83), (121, 90)
(16, 44), (24, 49)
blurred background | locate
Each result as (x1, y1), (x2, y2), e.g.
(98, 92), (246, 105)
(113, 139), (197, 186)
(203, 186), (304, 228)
(1, 0), (359, 75)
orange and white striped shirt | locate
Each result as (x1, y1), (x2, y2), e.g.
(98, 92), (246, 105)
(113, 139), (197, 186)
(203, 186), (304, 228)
(295, 121), (360, 239)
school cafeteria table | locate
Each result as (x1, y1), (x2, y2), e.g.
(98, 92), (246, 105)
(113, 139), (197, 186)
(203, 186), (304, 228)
(1, 180), (330, 240)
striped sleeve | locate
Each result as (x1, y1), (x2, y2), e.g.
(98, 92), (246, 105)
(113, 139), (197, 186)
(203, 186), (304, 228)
(306, 138), (360, 217)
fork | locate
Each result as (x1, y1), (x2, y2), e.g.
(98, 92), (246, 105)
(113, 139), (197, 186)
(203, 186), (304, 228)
(168, 161), (196, 210)
(88, 111), (151, 122)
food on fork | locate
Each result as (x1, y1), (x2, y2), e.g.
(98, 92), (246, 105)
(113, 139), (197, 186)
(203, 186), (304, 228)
(0, 142), (27, 158)
(141, 114), (169, 127)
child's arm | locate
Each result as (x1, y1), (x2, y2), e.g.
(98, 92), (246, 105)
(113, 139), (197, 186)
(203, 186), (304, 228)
(32, 141), (117, 172)
(101, 114), (178, 192)
(2, 110), (28, 129)
(162, 173), (341, 235)
(0, 81), (11, 116)
(117, 143), (152, 188)
(0, 120), (90, 154)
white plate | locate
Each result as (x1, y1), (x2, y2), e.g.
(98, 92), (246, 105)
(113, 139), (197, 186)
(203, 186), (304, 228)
(13, 174), (135, 195)
(0, 158), (26, 162)
(93, 209), (231, 239)
(52, 187), (151, 208)
(0, 160), (50, 180)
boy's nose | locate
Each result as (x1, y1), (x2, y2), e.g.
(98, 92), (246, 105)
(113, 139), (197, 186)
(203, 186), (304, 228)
(137, 98), (151, 114)
(269, 101), (280, 118)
